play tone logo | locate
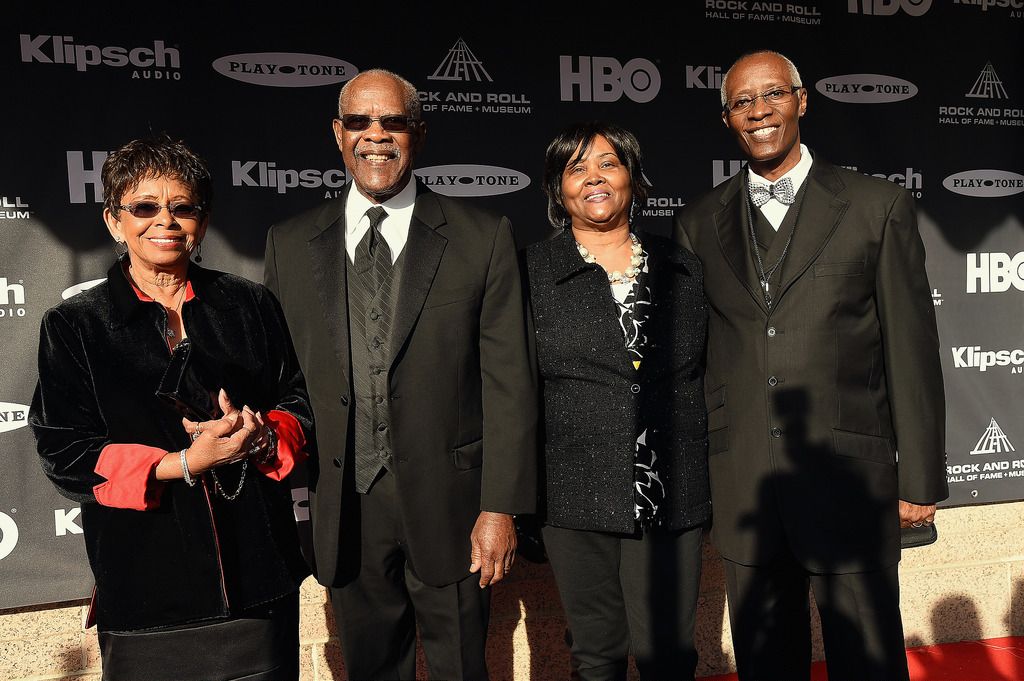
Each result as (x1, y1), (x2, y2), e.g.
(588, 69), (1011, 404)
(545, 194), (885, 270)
(816, 74), (917, 103)
(212, 53), (355, 87)
(944, 170), (1024, 197)
(414, 165), (529, 197)
(0, 402), (29, 433)
(62, 279), (106, 300)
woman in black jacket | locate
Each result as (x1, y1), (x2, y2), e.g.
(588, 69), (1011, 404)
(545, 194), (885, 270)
(526, 121), (711, 681)
(29, 134), (311, 681)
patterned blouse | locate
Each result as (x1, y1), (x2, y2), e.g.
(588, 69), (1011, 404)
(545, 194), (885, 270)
(609, 256), (665, 523)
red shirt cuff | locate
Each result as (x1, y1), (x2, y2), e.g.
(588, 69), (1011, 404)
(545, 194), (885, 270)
(257, 410), (308, 481)
(94, 444), (168, 510)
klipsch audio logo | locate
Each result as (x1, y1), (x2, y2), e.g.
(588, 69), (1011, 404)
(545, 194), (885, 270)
(939, 63), (1024, 126)
(20, 35), (181, 79)
(212, 53), (355, 87)
(847, 0), (932, 14)
(816, 74), (917, 103)
(231, 161), (346, 197)
(62, 279), (106, 300)
(0, 196), (31, 220)
(953, 0), (1023, 17)
(560, 56), (661, 103)
(844, 165), (924, 197)
(944, 170), (1024, 197)
(704, 1), (823, 25)
(0, 402), (29, 433)
(966, 251), (1024, 293)
(951, 346), (1024, 373)
(971, 418), (1016, 455)
(414, 165), (529, 197)
(685, 65), (723, 90)
(0, 512), (17, 561)
(0, 278), (27, 320)
(420, 39), (530, 115)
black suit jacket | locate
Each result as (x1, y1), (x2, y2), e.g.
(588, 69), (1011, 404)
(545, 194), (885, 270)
(526, 229), (711, 534)
(674, 156), (948, 573)
(265, 182), (537, 587)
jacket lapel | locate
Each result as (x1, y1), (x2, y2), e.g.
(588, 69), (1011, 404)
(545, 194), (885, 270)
(307, 185), (351, 380)
(774, 159), (850, 303)
(388, 189), (447, 368)
(715, 173), (769, 313)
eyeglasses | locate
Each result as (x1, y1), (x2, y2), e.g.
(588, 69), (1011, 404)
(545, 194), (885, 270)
(338, 114), (420, 132)
(116, 201), (203, 219)
(724, 86), (803, 116)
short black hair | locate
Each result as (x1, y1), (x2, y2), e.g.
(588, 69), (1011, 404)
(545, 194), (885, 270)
(101, 133), (212, 216)
(542, 121), (651, 230)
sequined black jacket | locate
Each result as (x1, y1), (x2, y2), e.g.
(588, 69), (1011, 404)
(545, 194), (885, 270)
(526, 229), (711, 534)
(29, 260), (312, 632)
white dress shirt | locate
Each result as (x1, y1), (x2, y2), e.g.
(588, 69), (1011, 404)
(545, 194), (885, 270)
(344, 178), (417, 264)
(748, 143), (813, 231)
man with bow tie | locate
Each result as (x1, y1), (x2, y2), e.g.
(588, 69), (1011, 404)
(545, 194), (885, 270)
(674, 50), (948, 681)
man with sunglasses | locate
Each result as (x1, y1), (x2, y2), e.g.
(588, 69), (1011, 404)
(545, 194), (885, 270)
(264, 69), (536, 680)
(674, 50), (947, 680)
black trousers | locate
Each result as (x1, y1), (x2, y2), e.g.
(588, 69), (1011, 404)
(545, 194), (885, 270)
(542, 522), (704, 681)
(98, 590), (300, 681)
(330, 470), (490, 681)
(724, 552), (909, 681)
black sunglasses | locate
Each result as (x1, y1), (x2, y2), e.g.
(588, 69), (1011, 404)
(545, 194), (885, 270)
(338, 114), (420, 132)
(116, 201), (204, 219)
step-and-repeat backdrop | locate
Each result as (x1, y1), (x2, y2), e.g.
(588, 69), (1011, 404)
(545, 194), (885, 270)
(3, 2), (1022, 608)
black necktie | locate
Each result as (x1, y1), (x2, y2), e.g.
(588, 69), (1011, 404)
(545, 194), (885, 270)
(364, 206), (391, 290)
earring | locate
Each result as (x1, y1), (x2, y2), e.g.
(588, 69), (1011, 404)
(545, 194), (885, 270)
(194, 241), (203, 263)
(628, 198), (638, 226)
(113, 239), (128, 259)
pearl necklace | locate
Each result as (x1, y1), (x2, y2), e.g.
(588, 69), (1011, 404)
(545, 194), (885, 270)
(576, 232), (646, 284)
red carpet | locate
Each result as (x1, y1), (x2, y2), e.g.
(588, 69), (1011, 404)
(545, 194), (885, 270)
(700, 636), (1024, 680)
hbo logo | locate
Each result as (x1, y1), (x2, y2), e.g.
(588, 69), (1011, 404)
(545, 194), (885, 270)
(848, 0), (932, 15)
(967, 252), (1024, 293)
(559, 56), (661, 103)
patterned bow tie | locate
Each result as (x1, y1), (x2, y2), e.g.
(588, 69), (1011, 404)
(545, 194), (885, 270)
(748, 177), (796, 207)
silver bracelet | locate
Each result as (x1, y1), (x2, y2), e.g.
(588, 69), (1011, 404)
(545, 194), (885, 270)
(180, 448), (196, 487)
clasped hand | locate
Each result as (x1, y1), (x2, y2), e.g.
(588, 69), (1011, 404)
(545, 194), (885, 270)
(180, 389), (266, 474)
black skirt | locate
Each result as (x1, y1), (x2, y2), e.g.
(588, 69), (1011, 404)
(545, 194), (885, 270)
(98, 591), (300, 681)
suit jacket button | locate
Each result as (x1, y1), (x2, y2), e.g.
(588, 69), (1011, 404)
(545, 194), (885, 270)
(340, 395), (349, 406)
(332, 457), (343, 468)
(630, 383), (641, 394)
(771, 427), (782, 438)
(767, 326), (777, 338)
(768, 376), (778, 386)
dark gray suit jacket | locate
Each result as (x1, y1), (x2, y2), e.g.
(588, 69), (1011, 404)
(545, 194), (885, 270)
(265, 182), (537, 587)
(674, 156), (947, 573)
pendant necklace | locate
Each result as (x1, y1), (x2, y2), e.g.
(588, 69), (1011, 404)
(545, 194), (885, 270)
(744, 175), (806, 308)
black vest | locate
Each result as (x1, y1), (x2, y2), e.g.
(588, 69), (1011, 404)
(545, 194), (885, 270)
(347, 236), (406, 493)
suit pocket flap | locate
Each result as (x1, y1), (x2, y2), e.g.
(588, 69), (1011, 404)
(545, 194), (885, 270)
(452, 438), (483, 470)
(814, 261), (864, 277)
(832, 429), (895, 466)
(425, 286), (476, 309)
